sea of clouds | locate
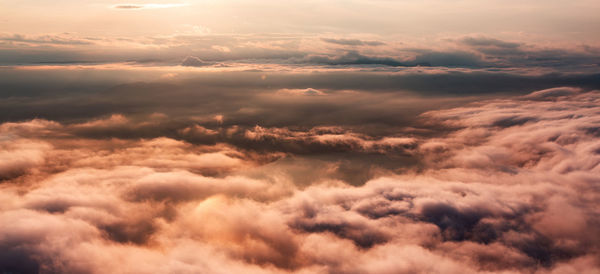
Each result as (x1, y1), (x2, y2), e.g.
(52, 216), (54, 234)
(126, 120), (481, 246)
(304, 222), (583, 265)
(1, 86), (599, 273)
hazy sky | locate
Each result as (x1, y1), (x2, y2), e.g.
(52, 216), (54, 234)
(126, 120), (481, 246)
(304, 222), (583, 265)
(1, 0), (599, 68)
(2, 0), (599, 40)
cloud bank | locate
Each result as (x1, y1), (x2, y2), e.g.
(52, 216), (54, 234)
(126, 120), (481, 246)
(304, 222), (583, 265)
(1, 87), (599, 273)
(1, 33), (599, 74)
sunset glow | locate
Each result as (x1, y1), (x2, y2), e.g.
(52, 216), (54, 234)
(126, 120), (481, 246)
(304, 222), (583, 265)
(1, 1), (600, 273)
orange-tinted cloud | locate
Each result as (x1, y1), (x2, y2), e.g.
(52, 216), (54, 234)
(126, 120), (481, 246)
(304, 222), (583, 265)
(1, 88), (599, 273)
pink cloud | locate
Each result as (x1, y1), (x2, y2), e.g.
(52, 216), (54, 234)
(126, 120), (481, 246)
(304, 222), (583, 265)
(0, 88), (599, 272)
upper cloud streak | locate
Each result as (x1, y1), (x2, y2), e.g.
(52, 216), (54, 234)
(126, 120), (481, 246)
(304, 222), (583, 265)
(321, 38), (385, 46)
(112, 3), (189, 9)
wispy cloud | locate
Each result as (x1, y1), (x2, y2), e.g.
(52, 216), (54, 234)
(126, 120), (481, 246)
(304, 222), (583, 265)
(321, 38), (385, 46)
(112, 3), (189, 9)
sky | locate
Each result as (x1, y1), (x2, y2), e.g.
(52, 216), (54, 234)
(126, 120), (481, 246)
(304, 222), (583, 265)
(1, 1), (600, 273)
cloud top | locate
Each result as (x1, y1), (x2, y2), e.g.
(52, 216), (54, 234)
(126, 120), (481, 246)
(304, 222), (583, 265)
(0, 88), (599, 272)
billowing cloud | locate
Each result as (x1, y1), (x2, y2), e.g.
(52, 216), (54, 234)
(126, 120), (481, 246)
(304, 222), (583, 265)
(2, 0), (600, 272)
(0, 88), (599, 272)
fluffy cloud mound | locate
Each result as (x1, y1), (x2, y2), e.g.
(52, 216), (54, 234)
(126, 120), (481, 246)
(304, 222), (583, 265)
(0, 88), (599, 273)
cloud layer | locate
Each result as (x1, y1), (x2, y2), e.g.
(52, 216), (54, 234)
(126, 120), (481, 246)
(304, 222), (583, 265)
(2, 1), (600, 272)
(1, 32), (599, 75)
(1, 87), (599, 273)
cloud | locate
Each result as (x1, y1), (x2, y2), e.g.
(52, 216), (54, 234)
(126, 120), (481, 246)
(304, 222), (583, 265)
(0, 33), (94, 46)
(2, 0), (600, 271)
(523, 86), (582, 100)
(321, 38), (385, 46)
(411, 51), (485, 67)
(0, 33), (599, 71)
(299, 49), (489, 68)
(460, 36), (522, 49)
(276, 88), (326, 96)
(302, 51), (407, 66)
(180, 56), (213, 67)
(112, 3), (189, 10)
(457, 36), (600, 69)
(0, 88), (599, 272)
(0, 136), (50, 180)
(2, 67), (599, 132)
